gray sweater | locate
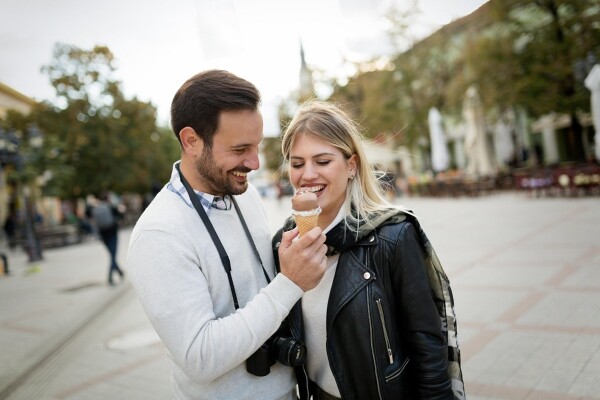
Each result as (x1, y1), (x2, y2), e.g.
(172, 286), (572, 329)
(127, 184), (302, 399)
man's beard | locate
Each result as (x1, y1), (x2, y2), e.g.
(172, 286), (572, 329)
(195, 147), (250, 196)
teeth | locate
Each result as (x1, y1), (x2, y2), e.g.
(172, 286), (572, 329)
(232, 172), (247, 177)
(301, 185), (324, 193)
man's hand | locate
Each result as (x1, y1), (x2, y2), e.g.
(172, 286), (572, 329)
(278, 227), (327, 292)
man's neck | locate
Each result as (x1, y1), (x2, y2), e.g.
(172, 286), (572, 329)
(179, 159), (216, 195)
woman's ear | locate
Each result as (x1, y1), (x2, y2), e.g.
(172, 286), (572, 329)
(348, 154), (358, 178)
(179, 127), (204, 156)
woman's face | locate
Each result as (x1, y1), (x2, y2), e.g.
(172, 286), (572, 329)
(289, 133), (357, 229)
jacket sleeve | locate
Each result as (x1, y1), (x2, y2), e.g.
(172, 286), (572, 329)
(390, 222), (453, 399)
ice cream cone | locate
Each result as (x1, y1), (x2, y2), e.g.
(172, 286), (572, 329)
(291, 189), (321, 236)
(294, 213), (319, 236)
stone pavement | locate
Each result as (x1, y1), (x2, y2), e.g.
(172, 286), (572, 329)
(0, 231), (133, 399)
(0, 192), (599, 399)
(407, 193), (600, 400)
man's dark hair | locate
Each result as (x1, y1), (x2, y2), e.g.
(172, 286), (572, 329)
(170, 69), (261, 147)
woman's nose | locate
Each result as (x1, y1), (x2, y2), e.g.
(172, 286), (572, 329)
(301, 164), (319, 180)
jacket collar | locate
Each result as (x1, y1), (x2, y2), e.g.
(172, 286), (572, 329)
(285, 206), (411, 339)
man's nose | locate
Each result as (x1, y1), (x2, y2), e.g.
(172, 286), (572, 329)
(244, 149), (260, 171)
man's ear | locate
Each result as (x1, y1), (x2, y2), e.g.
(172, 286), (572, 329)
(179, 127), (204, 156)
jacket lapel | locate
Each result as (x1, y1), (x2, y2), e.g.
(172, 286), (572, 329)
(326, 238), (377, 332)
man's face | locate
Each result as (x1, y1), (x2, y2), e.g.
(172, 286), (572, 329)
(195, 109), (263, 196)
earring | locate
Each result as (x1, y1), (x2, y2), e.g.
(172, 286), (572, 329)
(349, 174), (355, 180)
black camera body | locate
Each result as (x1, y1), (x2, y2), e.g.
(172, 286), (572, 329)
(246, 325), (306, 377)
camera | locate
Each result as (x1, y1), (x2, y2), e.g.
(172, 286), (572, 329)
(246, 326), (306, 377)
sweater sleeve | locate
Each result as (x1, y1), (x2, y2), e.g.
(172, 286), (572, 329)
(127, 228), (303, 384)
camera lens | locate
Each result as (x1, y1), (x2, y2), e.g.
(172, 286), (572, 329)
(272, 337), (307, 367)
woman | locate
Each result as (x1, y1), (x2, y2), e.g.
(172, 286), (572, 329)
(273, 101), (463, 400)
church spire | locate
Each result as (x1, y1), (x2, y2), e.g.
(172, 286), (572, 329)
(299, 40), (314, 99)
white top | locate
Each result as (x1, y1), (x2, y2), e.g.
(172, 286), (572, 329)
(302, 207), (345, 397)
(127, 183), (303, 400)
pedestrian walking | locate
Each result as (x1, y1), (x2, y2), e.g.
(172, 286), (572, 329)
(88, 192), (124, 285)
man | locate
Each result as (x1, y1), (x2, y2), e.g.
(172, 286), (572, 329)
(127, 70), (328, 400)
(88, 192), (124, 285)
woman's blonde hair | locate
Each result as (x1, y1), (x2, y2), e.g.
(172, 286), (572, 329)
(282, 100), (399, 231)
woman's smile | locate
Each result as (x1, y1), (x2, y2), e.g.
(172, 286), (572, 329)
(290, 134), (356, 229)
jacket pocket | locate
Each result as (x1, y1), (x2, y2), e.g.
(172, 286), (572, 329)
(375, 298), (410, 383)
(384, 356), (409, 382)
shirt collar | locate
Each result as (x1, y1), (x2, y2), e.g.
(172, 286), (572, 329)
(167, 161), (232, 213)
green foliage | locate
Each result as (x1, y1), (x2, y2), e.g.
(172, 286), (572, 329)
(329, 48), (452, 147)
(327, 0), (599, 151)
(21, 43), (180, 198)
(385, 0), (419, 51)
(461, 0), (600, 118)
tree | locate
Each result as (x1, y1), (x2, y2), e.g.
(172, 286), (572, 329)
(329, 39), (458, 147)
(461, 0), (600, 117)
(32, 43), (179, 198)
(327, 1), (452, 148)
(327, 0), (600, 165)
(456, 0), (600, 161)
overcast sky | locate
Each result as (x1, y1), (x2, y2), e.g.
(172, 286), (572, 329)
(1, 0), (487, 134)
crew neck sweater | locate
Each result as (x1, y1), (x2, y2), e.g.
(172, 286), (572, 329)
(302, 207), (344, 397)
(127, 184), (303, 400)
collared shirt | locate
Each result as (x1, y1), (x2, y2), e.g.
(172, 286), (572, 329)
(166, 161), (232, 215)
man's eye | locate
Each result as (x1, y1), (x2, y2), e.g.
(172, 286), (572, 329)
(233, 148), (245, 154)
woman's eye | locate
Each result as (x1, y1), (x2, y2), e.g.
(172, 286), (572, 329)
(291, 163), (304, 169)
(316, 160), (331, 166)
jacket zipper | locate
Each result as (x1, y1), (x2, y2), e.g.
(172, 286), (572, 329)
(375, 298), (394, 364)
(367, 285), (384, 400)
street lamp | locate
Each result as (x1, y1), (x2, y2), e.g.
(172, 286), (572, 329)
(0, 127), (44, 262)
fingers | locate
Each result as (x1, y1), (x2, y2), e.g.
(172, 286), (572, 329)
(280, 227), (299, 249)
(293, 228), (327, 267)
(295, 227), (326, 249)
(280, 226), (325, 251)
(278, 226), (328, 292)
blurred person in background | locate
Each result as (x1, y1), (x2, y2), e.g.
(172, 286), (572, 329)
(2, 205), (18, 250)
(87, 192), (124, 285)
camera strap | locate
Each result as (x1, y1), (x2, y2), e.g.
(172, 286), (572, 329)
(176, 163), (271, 310)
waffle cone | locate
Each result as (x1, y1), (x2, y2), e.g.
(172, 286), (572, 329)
(294, 214), (319, 236)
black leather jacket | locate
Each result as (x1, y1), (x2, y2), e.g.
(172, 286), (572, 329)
(274, 214), (453, 400)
